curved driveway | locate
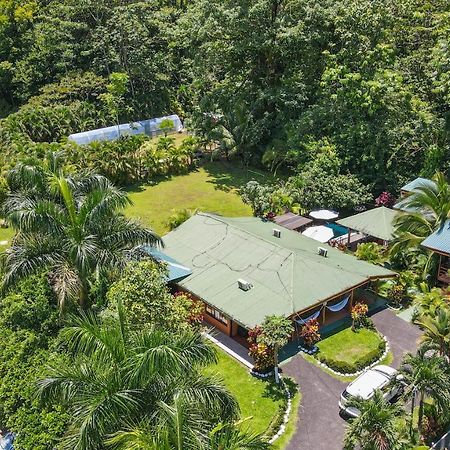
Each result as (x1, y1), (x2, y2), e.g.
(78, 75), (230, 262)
(282, 309), (421, 450)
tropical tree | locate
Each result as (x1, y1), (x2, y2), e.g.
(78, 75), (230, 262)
(107, 420), (269, 450)
(159, 118), (175, 137)
(99, 72), (130, 132)
(38, 302), (240, 450)
(343, 390), (405, 450)
(413, 285), (450, 317)
(400, 350), (450, 436)
(391, 172), (450, 260)
(257, 315), (293, 383)
(0, 153), (161, 311)
(415, 308), (450, 359)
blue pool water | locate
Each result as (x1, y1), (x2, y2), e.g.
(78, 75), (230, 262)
(325, 222), (348, 238)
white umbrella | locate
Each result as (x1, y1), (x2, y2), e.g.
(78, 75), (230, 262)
(309, 209), (339, 221)
(302, 225), (334, 243)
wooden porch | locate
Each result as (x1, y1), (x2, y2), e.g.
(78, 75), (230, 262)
(437, 255), (450, 285)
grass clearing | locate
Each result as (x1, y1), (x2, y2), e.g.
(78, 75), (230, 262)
(125, 161), (272, 235)
(204, 348), (288, 437)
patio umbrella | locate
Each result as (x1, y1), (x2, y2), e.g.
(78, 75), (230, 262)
(309, 209), (339, 221)
(302, 225), (334, 243)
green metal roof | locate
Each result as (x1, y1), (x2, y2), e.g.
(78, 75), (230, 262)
(141, 247), (192, 282)
(422, 220), (450, 256)
(336, 207), (401, 242)
(161, 213), (395, 328)
(401, 177), (434, 193)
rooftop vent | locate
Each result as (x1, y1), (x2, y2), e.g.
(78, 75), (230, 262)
(273, 228), (281, 238)
(238, 279), (252, 291)
(318, 247), (328, 257)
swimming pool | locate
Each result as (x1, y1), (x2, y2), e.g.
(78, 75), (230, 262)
(325, 222), (348, 238)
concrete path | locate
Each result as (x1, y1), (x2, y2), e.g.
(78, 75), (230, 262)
(282, 309), (421, 450)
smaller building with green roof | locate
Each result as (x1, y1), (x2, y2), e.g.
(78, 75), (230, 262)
(337, 206), (401, 243)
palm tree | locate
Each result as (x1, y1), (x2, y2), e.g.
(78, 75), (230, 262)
(415, 308), (450, 359)
(107, 420), (269, 450)
(38, 303), (240, 450)
(400, 350), (450, 435)
(0, 152), (161, 310)
(343, 390), (404, 450)
(391, 172), (450, 260)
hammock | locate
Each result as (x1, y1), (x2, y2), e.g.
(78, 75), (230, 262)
(295, 308), (322, 325)
(326, 295), (350, 312)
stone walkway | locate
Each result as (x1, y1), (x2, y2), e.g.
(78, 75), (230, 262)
(282, 308), (421, 450)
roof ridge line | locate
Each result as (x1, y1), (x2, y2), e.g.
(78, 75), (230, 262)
(196, 212), (394, 280)
(198, 212), (298, 255)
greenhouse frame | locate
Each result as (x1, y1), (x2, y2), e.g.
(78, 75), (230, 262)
(68, 114), (183, 145)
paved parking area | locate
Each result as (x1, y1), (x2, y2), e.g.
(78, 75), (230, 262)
(282, 308), (421, 450)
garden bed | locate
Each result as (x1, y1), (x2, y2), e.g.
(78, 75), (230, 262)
(314, 327), (387, 375)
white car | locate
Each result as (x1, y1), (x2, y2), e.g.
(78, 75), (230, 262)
(339, 365), (404, 418)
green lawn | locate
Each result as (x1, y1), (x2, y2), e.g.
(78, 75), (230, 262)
(316, 327), (384, 372)
(204, 349), (288, 437)
(0, 227), (13, 252)
(125, 161), (271, 235)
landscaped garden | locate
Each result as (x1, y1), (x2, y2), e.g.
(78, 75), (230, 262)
(315, 327), (386, 374)
(204, 349), (285, 436)
(204, 347), (300, 448)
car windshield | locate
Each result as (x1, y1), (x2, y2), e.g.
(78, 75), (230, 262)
(342, 390), (351, 399)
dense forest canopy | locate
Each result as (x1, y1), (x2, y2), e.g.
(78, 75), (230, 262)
(1, 0), (449, 190)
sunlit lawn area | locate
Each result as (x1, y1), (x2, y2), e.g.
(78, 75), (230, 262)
(125, 161), (272, 235)
(204, 348), (292, 437)
(316, 327), (384, 372)
(0, 227), (13, 252)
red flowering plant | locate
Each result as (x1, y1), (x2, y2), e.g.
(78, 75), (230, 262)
(299, 319), (321, 348)
(351, 301), (369, 330)
(247, 326), (275, 373)
(173, 291), (204, 331)
(375, 191), (395, 207)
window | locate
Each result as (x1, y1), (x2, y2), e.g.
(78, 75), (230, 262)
(205, 305), (228, 325)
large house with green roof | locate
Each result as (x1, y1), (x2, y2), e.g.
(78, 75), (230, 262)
(159, 213), (395, 339)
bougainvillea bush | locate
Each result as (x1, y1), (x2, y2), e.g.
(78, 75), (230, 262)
(375, 191), (395, 207)
(299, 319), (321, 348)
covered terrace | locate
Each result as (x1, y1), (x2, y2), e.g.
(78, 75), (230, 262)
(336, 206), (401, 247)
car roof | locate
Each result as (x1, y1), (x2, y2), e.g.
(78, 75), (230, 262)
(345, 367), (394, 399)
